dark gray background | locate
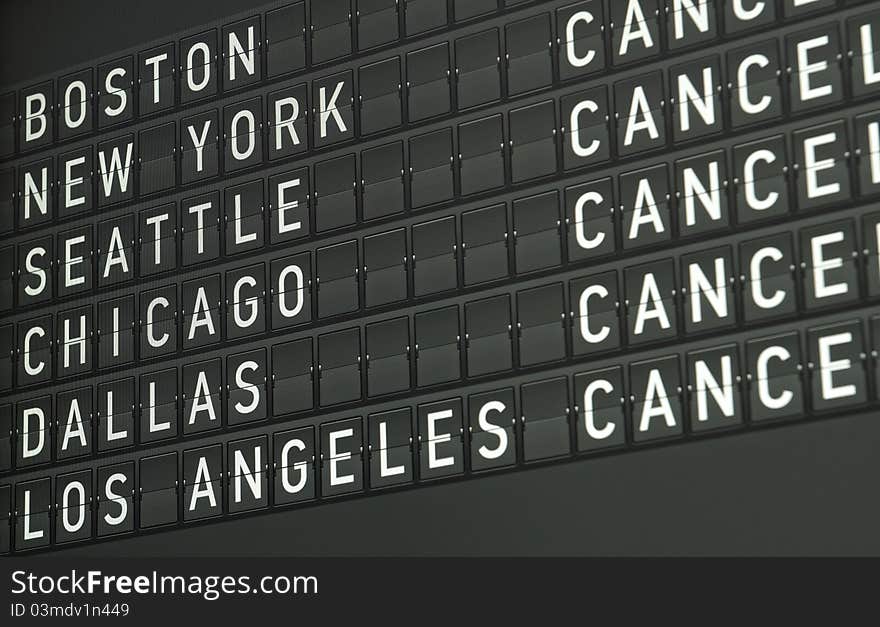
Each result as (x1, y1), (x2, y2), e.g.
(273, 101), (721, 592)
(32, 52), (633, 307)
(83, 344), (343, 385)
(1, 0), (877, 557)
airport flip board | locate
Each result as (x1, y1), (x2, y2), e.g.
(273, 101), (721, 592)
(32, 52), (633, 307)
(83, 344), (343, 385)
(1, 0), (879, 554)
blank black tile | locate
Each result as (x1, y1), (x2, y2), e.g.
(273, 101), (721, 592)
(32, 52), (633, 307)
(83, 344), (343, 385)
(522, 377), (570, 461)
(412, 216), (457, 296)
(407, 43), (450, 122)
(362, 141), (405, 221)
(317, 240), (359, 317)
(315, 154), (357, 232)
(455, 29), (501, 109)
(454, 0), (497, 21)
(359, 57), (403, 135)
(513, 191), (561, 274)
(458, 115), (504, 196)
(139, 453), (178, 528)
(517, 283), (566, 366)
(506, 13), (552, 96)
(367, 317), (411, 396)
(462, 203), (508, 285)
(509, 100), (557, 182)
(0, 92), (15, 159)
(415, 306), (460, 387)
(409, 128), (454, 209)
(404, 0), (447, 35)
(272, 338), (314, 415)
(312, 0), (353, 65)
(319, 327), (362, 406)
(266, 2), (306, 77)
(139, 122), (176, 195)
(364, 228), (407, 307)
(358, 0), (400, 50)
(0, 405), (12, 472)
(465, 295), (512, 377)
